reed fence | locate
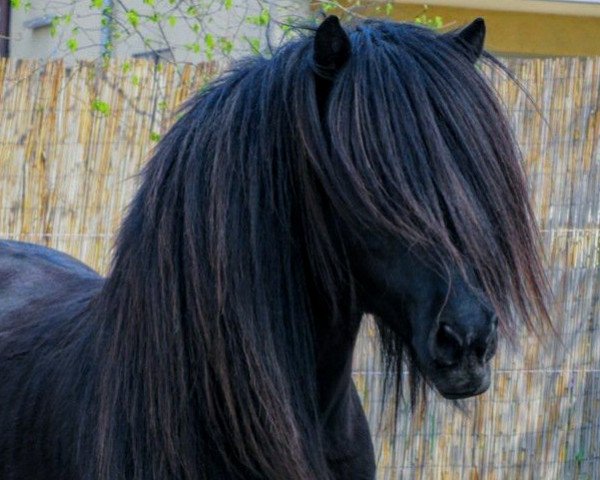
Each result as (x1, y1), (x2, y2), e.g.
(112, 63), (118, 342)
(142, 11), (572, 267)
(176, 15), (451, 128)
(0, 57), (598, 479)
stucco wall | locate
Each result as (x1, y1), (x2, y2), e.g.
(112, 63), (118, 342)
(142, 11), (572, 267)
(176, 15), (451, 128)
(8, 0), (309, 61)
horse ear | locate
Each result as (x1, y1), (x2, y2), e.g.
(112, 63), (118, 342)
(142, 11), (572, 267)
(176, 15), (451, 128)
(313, 16), (351, 78)
(448, 17), (486, 63)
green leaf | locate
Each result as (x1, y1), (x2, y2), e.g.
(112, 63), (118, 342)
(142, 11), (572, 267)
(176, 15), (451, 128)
(414, 10), (444, 30)
(126, 9), (140, 28)
(66, 37), (78, 53)
(245, 36), (260, 54)
(91, 99), (110, 116)
(219, 37), (233, 55)
(91, 0), (103, 9)
(168, 15), (177, 27)
(204, 33), (215, 49)
(49, 17), (59, 37)
(10, 0), (20, 8)
(149, 131), (161, 142)
(131, 75), (140, 86)
(246, 8), (270, 27)
(385, 2), (393, 16)
(143, 0), (155, 5)
(185, 42), (201, 54)
(149, 12), (161, 23)
(224, 0), (232, 10)
(122, 61), (131, 73)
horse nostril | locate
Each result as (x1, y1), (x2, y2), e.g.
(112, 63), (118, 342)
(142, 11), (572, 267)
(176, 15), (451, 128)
(474, 319), (498, 363)
(483, 330), (498, 362)
(475, 344), (488, 361)
(430, 322), (464, 367)
(491, 314), (499, 332)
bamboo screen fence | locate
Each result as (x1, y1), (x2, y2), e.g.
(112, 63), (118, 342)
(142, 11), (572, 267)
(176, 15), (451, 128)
(0, 57), (598, 479)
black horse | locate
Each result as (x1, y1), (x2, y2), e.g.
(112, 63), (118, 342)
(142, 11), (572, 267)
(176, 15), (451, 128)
(0, 16), (549, 480)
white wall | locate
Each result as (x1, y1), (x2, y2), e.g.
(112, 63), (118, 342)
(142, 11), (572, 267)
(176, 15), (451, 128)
(9, 0), (311, 61)
(10, 0), (103, 59)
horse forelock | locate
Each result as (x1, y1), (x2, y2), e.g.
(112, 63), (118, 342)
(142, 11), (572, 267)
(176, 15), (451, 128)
(322, 21), (550, 333)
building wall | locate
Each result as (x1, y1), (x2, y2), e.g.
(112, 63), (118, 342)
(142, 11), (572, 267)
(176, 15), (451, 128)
(343, 1), (600, 56)
(8, 0), (308, 61)
(392, 0), (600, 17)
(9, 1), (102, 59)
(9, 1), (600, 59)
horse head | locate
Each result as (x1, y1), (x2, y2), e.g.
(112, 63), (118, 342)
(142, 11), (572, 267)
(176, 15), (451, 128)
(310, 16), (548, 402)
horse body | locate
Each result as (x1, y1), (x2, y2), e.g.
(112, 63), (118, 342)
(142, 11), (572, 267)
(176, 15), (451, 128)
(0, 16), (550, 480)
(0, 240), (375, 479)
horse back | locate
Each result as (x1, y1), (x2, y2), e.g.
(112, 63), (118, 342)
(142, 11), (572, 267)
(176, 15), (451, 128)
(0, 240), (101, 318)
(0, 240), (104, 479)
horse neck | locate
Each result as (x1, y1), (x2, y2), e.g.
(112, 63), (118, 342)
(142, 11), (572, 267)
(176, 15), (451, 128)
(311, 290), (363, 415)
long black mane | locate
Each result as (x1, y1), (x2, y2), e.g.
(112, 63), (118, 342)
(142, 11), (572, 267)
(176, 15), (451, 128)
(9, 20), (548, 480)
